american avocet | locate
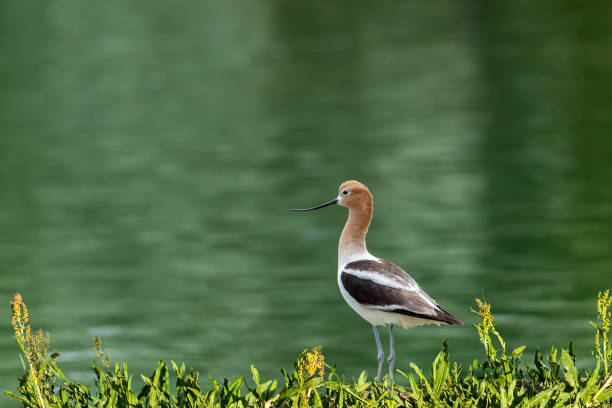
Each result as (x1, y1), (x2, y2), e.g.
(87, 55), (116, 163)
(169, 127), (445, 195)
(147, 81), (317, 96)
(293, 180), (462, 394)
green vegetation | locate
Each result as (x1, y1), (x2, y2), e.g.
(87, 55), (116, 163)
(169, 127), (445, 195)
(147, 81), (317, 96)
(6, 291), (612, 407)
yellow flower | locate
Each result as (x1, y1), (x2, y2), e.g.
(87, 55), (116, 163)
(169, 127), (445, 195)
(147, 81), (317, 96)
(9, 293), (51, 408)
(595, 290), (611, 372)
(475, 298), (506, 356)
(304, 346), (324, 377)
(297, 346), (325, 381)
(10, 293), (30, 344)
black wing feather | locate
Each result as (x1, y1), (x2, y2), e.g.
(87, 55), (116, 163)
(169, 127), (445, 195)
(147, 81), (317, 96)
(342, 259), (462, 325)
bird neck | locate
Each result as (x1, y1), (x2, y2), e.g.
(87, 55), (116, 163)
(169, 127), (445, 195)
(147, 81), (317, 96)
(338, 203), (372, 265)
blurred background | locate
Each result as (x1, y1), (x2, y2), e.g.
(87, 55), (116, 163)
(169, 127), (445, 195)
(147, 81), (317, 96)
(1, 0), (612, 390)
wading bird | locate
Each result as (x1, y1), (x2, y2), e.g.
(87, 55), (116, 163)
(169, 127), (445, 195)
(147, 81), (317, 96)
(292, 180), (462, 395)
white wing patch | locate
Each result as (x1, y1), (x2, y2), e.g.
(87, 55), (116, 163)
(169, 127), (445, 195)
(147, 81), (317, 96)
(343, 268), (418, 291)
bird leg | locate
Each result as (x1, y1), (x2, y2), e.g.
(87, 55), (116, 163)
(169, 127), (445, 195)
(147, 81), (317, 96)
(372, 325), (384, 382)
(388, 324), (395, 397)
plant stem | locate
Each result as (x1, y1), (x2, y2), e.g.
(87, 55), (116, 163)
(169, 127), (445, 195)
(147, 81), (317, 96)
(29, 363), (46, 408)
(588, 374), (612, 407)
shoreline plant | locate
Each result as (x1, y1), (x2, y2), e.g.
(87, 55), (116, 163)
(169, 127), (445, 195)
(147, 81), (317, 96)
(6, 292), (612, 407)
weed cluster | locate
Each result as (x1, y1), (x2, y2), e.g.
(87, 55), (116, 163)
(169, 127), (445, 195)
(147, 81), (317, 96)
(6, 292), (612, 407)
(594, 290), (612, 377)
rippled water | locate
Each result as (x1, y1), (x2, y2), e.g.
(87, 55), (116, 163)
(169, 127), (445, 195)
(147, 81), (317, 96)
(1, 0), (612, 390)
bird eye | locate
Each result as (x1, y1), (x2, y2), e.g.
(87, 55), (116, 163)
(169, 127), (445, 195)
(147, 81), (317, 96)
(341, 189), (350, 196)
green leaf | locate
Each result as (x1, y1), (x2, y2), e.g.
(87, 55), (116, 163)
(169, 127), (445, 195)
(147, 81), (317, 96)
(278, 385), (300, 400)
(524, 385), (555, 406)
(4, 391), (29, 403)
(311, 387), (323, 408)
(406, 372), (422, 399)
(580, 360), (600, 401)
(511, 346), (526, 358)
(432, 346), (450, 397)
(141, 374), (152, 386)
(339, 384), (368, 404)
(357, 370), (367, 385)
(561, 349), (578, 389)
(410, 362), (433, 396)
(251, 364), (260, 386)
(597, 387), (612, 402)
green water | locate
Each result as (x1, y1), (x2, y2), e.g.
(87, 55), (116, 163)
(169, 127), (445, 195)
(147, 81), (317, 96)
(1, 0), (612, 391)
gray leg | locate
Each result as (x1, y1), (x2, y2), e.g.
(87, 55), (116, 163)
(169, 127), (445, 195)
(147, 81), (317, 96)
(387, 324), (395, 397)
(372, 325), (384, 382)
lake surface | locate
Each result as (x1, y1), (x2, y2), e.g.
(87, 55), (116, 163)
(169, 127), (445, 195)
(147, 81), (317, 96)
(1, 0), (612, 391)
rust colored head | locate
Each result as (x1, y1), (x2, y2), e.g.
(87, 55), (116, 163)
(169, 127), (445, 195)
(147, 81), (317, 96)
(337, 180), (373, 212)
(291, 180), (373, 213)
